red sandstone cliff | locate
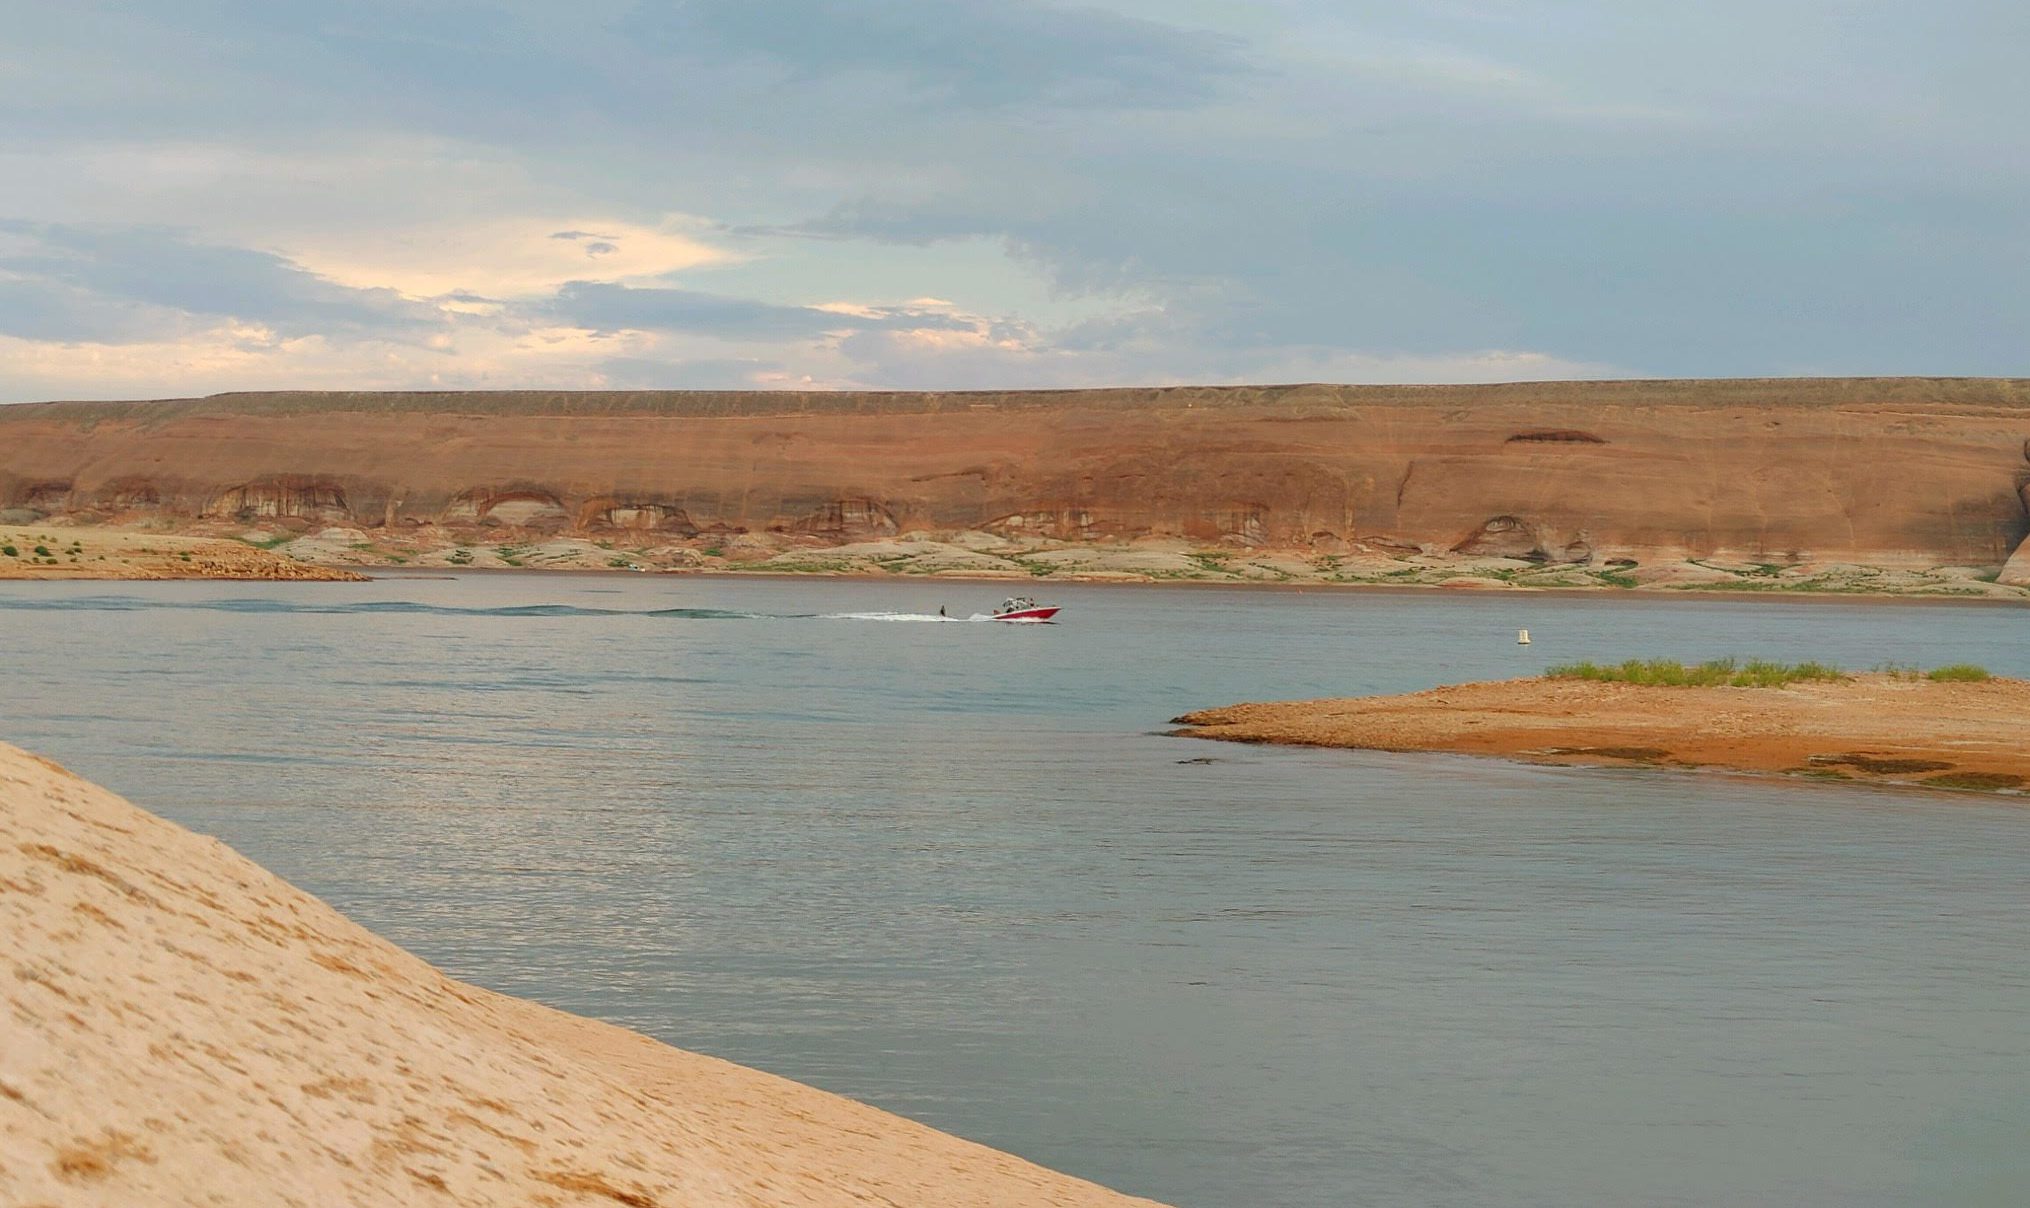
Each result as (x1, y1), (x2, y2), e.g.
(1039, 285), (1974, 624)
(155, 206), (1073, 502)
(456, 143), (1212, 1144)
(2, 379), (2027, 567)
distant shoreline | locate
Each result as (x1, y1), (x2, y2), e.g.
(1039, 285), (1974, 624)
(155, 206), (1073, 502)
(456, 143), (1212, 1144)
(10, 547), (2030, 607)
(324, 562), (2030, 607)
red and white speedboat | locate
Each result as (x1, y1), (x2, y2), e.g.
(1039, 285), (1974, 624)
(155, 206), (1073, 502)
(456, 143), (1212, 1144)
(992, 596), (1060, 622)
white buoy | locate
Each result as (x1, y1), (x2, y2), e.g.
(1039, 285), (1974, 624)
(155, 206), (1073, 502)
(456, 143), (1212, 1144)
(1517, 628), (1531, 645)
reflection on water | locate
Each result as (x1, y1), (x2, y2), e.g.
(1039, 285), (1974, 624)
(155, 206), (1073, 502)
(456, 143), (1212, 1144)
(5, 575), (2028, 1207)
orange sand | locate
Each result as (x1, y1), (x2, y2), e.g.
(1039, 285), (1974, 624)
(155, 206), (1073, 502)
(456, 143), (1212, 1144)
(1174, 675), (2030, 793)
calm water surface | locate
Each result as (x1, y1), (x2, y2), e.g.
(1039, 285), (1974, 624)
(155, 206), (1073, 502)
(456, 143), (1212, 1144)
(3, 575), (2027, 1206)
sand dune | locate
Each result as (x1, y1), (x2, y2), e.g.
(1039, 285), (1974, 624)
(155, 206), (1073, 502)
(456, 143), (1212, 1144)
(0, 743), (1166, 1207)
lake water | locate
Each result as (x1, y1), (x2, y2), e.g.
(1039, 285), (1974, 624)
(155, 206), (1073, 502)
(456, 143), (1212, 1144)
(3, 575), (2027, 1206)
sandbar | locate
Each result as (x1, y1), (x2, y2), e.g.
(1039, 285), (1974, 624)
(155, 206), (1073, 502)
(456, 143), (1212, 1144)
(1173, 675), (2030, 793)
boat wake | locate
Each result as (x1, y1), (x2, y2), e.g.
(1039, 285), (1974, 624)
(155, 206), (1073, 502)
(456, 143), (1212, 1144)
(0, 597), (1046, 624)
(817, 610), (993, 623)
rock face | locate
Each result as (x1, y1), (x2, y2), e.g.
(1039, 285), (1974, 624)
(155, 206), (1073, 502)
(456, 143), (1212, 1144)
(0, 742), (1165, 1207)
(2, 377), (2027, 564)
(2000, 481), (2030, 585)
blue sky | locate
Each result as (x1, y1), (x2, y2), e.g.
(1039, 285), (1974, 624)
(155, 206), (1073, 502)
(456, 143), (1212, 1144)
(0, 1), (2023, 400)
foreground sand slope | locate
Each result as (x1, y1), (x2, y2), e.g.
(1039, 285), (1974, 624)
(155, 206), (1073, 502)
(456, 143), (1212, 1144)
(0, 524), (363, 581)
(1174, 676), (2030, 792)
(0, 744), (1165, 1207)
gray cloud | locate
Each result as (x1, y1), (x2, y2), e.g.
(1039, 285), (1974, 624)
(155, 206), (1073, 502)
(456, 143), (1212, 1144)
(637, 0), (1253, 110)
(2, 1), (2027, 389)
(0, 274), (195, 344)
(0, 221), (438, 341)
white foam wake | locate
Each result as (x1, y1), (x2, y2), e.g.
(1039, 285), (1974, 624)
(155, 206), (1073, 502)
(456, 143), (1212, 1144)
(817, 611), (992, 623)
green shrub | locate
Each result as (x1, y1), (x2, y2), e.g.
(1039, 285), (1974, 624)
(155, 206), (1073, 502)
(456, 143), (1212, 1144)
(1, 544), (15, 557)
(1925, 664), (1992, 682)
(1545, 658), (1848, 688)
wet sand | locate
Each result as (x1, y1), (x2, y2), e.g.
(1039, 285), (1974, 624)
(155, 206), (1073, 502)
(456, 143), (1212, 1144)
(0, 742), (1165, 1207)
(1173, 676), (2030, 793)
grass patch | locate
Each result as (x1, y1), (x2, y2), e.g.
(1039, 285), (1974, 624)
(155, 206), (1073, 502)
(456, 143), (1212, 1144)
(1812, 754), (1954, 775)
(1546, 658), (1848, 688)
(1547, 745), (1669, 762)
(1922, 771), (2024, 792)
(1925, 663), (1992, 682)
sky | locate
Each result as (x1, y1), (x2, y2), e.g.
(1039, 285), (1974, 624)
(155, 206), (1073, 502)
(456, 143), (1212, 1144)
(0, 0), (2024, 401)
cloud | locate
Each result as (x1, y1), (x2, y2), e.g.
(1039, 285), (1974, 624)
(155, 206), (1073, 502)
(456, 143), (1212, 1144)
(2, 0), (2028, 399)
(0, 221), (436, 342)
(543, 282), (976, 342)
(0, 273), (197, 345)
(634, 0), (1255, 111)
(278, 217), (731, 300)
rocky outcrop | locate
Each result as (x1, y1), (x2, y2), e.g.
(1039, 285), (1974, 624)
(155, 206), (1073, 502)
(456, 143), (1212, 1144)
(442, 484), (572, 528)
(0, 378), (2026, 564)
(793, 497), (898, 539)
(2001, 484), (2030, 586)
(577, 497), (699, 535)
(203, 476), (351, 524)
(2002, 539), (2030, 586)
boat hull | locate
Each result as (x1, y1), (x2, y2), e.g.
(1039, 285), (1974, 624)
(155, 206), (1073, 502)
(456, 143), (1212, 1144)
(991, 606), (1060, 622)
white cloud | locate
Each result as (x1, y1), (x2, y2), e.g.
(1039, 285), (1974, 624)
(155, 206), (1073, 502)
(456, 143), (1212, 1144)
(280, 217), (733, 301)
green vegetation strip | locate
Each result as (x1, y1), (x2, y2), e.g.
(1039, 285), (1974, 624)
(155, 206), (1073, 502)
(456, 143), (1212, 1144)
(1921, 663), (1992, 682)
(1547, 659), (1847, 687)
(1546, 659), (1994, 687)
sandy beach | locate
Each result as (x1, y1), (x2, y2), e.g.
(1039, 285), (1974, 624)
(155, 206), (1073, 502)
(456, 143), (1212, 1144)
(0, 742), (1166, 1207)
(0, 524), (363, 581)
(1173, 675), (2030, 793)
